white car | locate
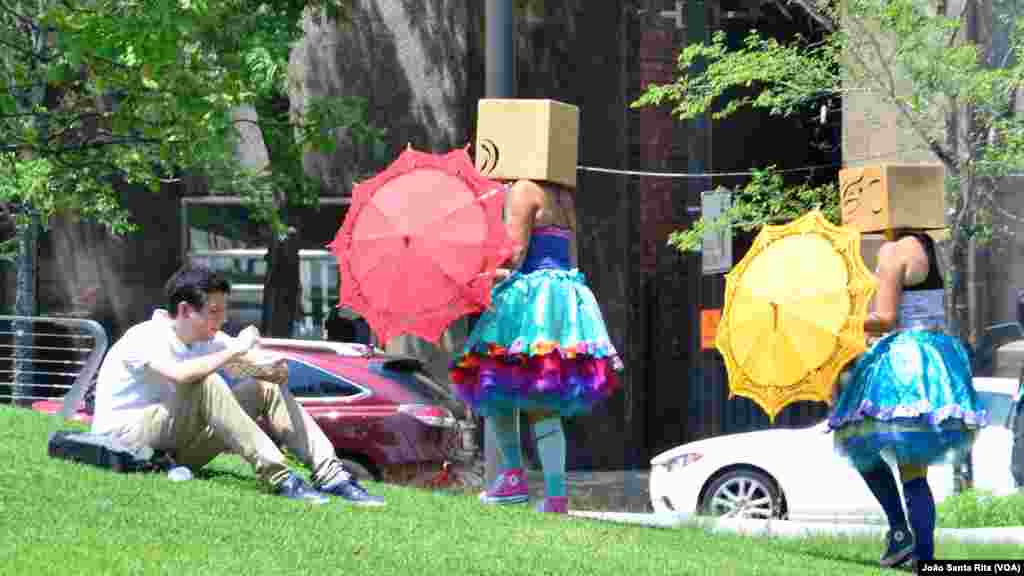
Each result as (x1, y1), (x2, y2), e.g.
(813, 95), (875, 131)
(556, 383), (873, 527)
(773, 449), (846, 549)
(649, 377), (1022, 523)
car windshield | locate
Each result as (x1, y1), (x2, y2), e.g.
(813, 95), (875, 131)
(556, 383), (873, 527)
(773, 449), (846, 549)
(978, 391), (1013, 428)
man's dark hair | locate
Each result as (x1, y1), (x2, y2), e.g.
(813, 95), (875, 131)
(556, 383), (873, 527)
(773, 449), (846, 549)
(165, 263), (232, 317)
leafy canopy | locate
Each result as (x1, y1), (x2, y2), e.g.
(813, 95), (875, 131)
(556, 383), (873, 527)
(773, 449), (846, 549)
(0, 0), (379, 245)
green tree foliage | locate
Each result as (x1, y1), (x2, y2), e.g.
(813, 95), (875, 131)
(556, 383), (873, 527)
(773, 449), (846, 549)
(667, 169), (838, 252)
(0, 1), (388, 335)
(0, 0), (381, 241)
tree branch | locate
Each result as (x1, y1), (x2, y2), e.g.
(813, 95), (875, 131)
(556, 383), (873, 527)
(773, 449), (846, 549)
(0, 35), (47, 61)
(231, 117), (295, 130)
(786, 0), (836, 32)
(11, 134), (164, 158)
(0, 1), (39, 31)
(947, 0), (970, 49)
(0, 111), (46, 120)
(845, 16), (959, 171)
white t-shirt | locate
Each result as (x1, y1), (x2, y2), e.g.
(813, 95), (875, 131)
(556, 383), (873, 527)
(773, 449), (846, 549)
(91, 309), (232, 434)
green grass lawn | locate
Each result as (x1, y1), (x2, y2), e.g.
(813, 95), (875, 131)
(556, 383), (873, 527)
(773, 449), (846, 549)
(1, 405), (1020, 576)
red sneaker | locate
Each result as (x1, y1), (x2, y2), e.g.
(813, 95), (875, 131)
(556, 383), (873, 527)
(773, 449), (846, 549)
(478, 468), (529, 505)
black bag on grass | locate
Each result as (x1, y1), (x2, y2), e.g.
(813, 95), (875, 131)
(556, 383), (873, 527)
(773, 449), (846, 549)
(47, 430), (164, 473)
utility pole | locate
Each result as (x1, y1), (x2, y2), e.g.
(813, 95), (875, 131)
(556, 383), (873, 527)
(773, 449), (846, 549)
(483, 0), (514, 487)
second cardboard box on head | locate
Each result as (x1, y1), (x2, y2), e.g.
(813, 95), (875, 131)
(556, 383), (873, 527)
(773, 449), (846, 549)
(839, 163), (948, 272)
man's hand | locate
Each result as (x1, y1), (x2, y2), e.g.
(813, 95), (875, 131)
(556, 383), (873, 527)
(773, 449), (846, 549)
(230, 326), (260, 357)
(263, 357), (289, 385)
(223, 350), (288, 385)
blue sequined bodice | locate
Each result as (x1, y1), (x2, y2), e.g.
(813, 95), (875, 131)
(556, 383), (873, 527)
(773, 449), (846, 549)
(520, 226), (572, 274)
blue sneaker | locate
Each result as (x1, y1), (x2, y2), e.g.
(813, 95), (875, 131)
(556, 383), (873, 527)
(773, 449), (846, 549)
(318, 476), (386, 507)
(880, 527), (915, 567)
(275, 472), (329, 505)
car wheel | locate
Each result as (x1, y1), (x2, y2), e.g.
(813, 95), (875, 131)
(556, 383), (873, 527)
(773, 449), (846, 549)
(700, 469), (783, 519)
(340, 458), (375, 482)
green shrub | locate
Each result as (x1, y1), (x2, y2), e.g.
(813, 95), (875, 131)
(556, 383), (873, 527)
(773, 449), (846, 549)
(938, 489), (1024, 528)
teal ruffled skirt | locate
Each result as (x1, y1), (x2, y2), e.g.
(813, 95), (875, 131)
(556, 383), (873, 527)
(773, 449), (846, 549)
(828, 330), (988, 470)
(449, 269), (623, 417)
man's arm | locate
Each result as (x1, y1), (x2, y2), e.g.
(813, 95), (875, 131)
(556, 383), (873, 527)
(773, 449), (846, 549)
(147, 346), (247, 387)
(147, 328), (258, 387)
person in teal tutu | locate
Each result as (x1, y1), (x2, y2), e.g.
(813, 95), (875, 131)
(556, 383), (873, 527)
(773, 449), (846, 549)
(449, 175), (623, 514)
(829, 224), (987, 567)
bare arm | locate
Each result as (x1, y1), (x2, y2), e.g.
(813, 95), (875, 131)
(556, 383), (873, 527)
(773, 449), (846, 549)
(147, 347), (248, 386)
(563, 189), (578, 269)
(146, 327), (258, 387)
(569, 231), (578, 269)
(864, 241), (905, 334)
(500, 180), (539, 272)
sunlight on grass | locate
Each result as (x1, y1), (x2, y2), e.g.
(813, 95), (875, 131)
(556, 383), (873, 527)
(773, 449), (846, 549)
(1, 405), (1020, 575)
(938, 490), (1024, 528)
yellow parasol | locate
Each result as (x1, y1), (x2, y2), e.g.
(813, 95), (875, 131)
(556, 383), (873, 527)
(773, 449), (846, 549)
(715, 210), (878, 422)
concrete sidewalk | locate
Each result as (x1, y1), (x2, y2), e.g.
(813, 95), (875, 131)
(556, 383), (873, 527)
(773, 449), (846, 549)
(522, 468), (1024, 546)
(526, 469), (651, 512)
(568, 511), (1024, 546)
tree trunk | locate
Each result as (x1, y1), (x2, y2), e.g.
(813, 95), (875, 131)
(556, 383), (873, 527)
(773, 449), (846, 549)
(260, 228), (302, 338)
(948, 109), (980, 492)
(950, 171), (972, 347)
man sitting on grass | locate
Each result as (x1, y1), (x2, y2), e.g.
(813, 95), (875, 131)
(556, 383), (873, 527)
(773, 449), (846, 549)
(91, 263), (385, 506)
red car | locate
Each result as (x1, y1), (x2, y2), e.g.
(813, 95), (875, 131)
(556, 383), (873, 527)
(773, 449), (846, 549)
(259, 339), (476, 485)
(33, 338), (478, 486)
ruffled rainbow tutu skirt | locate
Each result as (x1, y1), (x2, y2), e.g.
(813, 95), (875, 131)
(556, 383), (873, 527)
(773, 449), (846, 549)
(449, 269), (623, 417)
(828, 330), (988, 471)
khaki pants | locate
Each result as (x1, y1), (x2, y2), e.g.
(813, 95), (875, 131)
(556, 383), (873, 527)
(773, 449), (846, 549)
(119, 373), (345, 487)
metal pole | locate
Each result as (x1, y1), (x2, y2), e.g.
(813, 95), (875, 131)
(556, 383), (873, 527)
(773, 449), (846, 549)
(483, 0), (515, 487)
(485, 0), (514, 99)
(13, 213), (38, 404)
(619, 4), (640, 510)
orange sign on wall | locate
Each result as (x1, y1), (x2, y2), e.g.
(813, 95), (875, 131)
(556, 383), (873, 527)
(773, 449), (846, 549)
(701, 308), (722, 350)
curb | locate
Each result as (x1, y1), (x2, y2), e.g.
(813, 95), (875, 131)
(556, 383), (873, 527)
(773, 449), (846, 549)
(568, 511), (1024, 546)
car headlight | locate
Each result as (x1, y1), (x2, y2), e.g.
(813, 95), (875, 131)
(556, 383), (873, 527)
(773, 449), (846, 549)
(657, 452), (703, 473)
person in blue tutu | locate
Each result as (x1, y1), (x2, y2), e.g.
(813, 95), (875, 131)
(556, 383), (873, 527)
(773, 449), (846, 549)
(830, 183), (987, 566)
(450, 101), (622, 514)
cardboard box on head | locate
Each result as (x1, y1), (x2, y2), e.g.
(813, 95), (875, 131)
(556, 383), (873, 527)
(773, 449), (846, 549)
(474, 99), (580, 189)
(839, 163), (946, 234)
(839, 163), (949, 271)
